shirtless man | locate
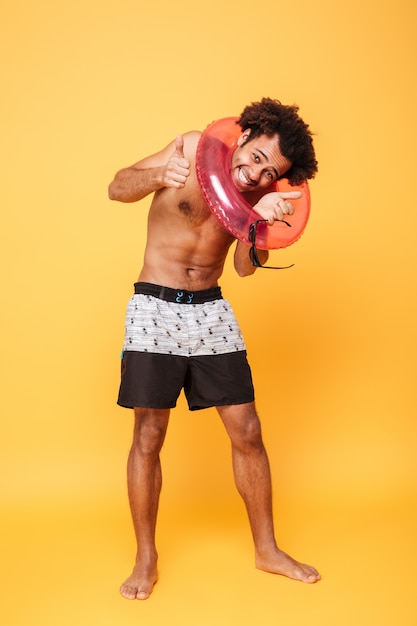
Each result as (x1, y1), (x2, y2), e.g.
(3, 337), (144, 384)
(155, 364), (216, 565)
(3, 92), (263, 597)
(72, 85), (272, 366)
(108, 98), (320, 600)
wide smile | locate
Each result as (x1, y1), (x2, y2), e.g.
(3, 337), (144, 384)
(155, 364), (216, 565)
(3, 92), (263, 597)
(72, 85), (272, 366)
(236, 166), (256, 189)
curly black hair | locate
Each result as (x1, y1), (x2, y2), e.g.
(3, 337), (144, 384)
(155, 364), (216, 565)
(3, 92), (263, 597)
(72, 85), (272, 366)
(237, 97), (318, 185)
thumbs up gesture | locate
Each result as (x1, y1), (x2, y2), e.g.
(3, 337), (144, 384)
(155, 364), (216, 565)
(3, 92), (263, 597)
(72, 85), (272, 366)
(163, 135), (191, 189)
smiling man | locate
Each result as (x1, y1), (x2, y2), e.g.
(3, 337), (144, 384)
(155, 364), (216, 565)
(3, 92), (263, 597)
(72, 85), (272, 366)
(108, 97), (319, 600)
(232, 131), (292, 191)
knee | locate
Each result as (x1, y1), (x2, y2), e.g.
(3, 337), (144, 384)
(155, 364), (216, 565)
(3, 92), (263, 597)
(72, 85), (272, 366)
(132, 411), (168, 456)
(231, 414), (264, 453)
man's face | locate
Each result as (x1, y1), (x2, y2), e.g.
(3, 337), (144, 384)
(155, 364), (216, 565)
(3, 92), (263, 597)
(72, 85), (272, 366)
(231, 130), (292, 193)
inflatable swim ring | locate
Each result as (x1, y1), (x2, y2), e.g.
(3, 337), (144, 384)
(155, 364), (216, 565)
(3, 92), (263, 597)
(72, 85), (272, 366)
(196, 117), (310, 250)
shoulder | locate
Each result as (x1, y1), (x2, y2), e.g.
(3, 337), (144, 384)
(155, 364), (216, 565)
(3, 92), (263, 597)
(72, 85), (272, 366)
(183, 131), (202, 160)
(184, 130), (202, 142)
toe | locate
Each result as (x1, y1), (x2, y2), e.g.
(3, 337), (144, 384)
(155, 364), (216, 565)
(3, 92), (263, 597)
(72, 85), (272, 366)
(120, 584), (137, 600)
(307, 570), (321, 583)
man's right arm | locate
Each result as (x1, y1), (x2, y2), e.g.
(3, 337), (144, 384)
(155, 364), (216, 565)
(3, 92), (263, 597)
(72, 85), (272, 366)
(108, 135), (190, 203)
(108, 165), (165, 203)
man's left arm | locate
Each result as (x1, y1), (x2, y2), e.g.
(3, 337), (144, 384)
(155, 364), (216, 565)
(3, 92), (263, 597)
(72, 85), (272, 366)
(233, 189), (303, 275)
(233, 240), (268, 276)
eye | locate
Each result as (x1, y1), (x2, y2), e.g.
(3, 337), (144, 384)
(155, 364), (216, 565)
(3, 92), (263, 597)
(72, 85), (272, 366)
(264, 170), (275, 181)
(253, 153), (260, 163)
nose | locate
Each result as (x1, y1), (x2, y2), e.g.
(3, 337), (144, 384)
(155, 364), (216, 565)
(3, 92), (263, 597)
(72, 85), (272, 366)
(248, 165), (262, 185)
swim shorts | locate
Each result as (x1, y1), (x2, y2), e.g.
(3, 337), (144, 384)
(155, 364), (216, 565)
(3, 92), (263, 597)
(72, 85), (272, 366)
(117, 282), (254, 411)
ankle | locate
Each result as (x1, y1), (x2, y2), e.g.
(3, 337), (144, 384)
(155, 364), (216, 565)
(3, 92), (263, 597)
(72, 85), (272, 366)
(135, 547), (158, 565)
(255, 541), (280, 559)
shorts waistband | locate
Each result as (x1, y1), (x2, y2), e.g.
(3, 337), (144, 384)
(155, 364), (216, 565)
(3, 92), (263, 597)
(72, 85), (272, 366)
(134, 282), (223, 304)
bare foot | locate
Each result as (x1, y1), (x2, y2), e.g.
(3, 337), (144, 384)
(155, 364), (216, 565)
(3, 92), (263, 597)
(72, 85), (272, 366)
(120, 560), (158, 600)
(256, 547), (321, 584)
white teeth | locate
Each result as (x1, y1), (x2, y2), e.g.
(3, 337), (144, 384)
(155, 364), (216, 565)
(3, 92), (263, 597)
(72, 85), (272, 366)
(238, 168), (250, 184)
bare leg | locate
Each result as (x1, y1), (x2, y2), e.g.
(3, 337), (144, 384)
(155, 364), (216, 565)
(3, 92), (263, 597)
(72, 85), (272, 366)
(217, 402), (320, 583)
(120, 407), (170, 600)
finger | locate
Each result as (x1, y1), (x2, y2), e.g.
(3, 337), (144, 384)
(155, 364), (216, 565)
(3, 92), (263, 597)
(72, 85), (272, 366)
(166, 176), (187, 189)
(275, 207), (284, 221)
(277, 199), (295, 216)
(279, 191), (302, 200)
(174, 134), (184, 158)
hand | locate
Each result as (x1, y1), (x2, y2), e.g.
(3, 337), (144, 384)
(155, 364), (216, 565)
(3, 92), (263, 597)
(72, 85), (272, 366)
(162, 135), (190, 188)
(254, 191), (302, 224)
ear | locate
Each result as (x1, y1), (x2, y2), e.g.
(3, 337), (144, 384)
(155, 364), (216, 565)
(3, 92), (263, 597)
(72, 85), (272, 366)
(237, 129), (251, 146)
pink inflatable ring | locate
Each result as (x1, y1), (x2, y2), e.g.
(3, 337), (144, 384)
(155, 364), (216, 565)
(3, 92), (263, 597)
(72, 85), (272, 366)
(196, 117), (310, 250)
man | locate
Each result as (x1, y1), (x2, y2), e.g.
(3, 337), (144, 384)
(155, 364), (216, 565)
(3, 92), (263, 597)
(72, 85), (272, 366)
(108, 98), (320, 600)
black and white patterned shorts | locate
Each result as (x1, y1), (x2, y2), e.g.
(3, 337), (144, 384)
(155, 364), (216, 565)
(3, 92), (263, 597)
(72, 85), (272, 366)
(117, 283), (254, 411)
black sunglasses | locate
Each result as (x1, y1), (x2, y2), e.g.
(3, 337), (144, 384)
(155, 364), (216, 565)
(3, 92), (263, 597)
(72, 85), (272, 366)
(248, 219), (294, 270)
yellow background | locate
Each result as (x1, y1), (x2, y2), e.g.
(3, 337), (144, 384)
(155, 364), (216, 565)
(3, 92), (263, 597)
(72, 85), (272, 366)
(2, 0), (416, 624)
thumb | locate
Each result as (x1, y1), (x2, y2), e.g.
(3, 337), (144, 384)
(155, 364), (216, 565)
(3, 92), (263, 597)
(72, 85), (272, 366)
(174, 134), (184, 158)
